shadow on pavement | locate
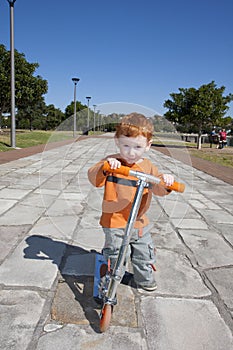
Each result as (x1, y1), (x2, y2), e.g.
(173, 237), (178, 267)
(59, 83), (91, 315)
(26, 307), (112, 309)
(152, 142), (193, 149)
(23, 235), (102, 332)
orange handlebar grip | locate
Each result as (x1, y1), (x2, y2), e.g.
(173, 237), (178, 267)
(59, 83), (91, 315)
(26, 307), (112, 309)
(102, 161), (131, 176)
(102, 161), (185, 193)
(165, 181), (185, 193)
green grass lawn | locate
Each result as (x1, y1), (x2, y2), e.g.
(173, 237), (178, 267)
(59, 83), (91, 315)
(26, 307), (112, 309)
(152, 135), (233, 169)
(0, 130), (75, 151)
(189, 147), (233, 169)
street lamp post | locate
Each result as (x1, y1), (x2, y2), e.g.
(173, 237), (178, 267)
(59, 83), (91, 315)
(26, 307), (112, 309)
(86, 96), (91, 131)
(93, 104), (96, 134)
(7, 0), (17, 148)
(97, 110), (100, 132)
(72, 77), (80, 138)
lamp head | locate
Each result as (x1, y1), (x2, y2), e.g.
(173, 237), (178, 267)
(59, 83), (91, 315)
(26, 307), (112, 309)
(86, 96), (91, 100)
(72, 78), (80, 84)
(7, 0), (17, 4)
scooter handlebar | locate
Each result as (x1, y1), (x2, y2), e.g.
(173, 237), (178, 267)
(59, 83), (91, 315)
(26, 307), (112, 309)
(161, 180), (185, 193)
(102, 161), (185, 193)
(103, 161), (131, 176)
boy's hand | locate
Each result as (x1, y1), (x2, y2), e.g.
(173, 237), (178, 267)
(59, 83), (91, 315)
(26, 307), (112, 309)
(107, 158), (121, 169)
(162, 174), (174, 187)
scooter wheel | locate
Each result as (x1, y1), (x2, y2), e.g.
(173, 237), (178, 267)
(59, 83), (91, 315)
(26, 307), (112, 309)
(100, 304), (113, 332)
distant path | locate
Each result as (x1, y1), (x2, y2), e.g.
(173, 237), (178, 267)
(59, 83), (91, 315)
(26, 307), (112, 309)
(152, 145), (233, 186)
(0, 139), (76, 164)
(0, 135), (232, 186)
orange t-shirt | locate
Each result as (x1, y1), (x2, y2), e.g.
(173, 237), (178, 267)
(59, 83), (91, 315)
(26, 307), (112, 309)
(88, 154), (170, 229)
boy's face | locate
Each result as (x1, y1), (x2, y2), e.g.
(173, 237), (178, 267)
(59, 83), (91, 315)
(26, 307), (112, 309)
(115, 135), (151, 165)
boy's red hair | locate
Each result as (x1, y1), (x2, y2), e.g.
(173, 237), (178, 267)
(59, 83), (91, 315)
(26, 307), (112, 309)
(115, 113), (154, 141)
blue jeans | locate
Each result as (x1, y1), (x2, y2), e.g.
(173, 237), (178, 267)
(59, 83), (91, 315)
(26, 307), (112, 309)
(102, 225), (156, 287)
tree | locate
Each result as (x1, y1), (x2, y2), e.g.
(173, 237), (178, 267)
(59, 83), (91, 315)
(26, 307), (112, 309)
(0, 44), (48, 127)
(64, 101), (88, 131)
(152, 114), (176, 133)
(16, 100), (47, 130)
(0, 45), (10, 126)
(43, 104), (65, 130)
(163, 81), (233, 149)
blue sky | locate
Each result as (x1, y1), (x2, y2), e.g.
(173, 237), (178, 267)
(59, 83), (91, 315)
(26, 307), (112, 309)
(1, 0), (233, 116)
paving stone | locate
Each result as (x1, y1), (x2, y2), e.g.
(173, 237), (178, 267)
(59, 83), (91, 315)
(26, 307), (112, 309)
(206, 267), (233, 308)
(34, 188), (61, 196)
(155, 249), (211, 297)
(199, 190), (233, 204)
(151, 220), (186, 253)
(21, 192), (56, 208)
(161, 199), (201, 219)
(50, 275), (137, 329)
(0, 199), (17, 215)
(0, 290), (45, 350)
(85, 189), (104, 212)
(188, 198), (221, 210)
(0, 204), (45, 226)
(72, 227), (105, 251)
(141, 297), (233, 350)
(200, 209), (233, 224)
(179, 229), (233, 268)
(147, 200), (168, 221)
(223, 202), (233, 213)
(9, 174), (41, 188)
(58, 192), (87, 201)
(37, 323), (146, 350)
(0, 225), (31, 262)
(29, 215), (78, 241)
(0, 187), (32, 200)
(170, 218), (209, 229)
(0, 235), (65, 289)
(212, 223), (233, 246)
(45, 199), (83, 216)
(79, 209), (102, 229)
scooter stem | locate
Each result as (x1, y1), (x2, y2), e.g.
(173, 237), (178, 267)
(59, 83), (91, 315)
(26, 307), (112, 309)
(105, 179), (146, 302)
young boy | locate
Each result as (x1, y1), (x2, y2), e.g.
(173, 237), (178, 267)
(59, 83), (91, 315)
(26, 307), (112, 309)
(88, 113), (174, 291)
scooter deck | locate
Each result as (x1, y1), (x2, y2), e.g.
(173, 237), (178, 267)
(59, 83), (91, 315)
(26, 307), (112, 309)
(93, 253), (108, 300)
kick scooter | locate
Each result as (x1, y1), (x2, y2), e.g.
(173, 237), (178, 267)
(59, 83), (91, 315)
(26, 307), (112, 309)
(94, 161), (185, 332)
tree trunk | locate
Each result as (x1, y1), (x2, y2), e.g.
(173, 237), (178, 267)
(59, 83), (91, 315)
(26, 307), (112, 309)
(197, 132), (202, 149)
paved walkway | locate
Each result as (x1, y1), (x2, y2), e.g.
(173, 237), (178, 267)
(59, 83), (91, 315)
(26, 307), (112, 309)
(152, 144), (233, 186)
(0, 134), (233, 349)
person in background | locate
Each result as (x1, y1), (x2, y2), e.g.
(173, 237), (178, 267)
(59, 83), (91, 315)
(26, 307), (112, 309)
(219, 129), (227, 149)
(209, 128), (216, 148)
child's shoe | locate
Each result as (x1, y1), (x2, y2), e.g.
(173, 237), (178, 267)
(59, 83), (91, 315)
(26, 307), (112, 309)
(137, 281), (157, 292)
